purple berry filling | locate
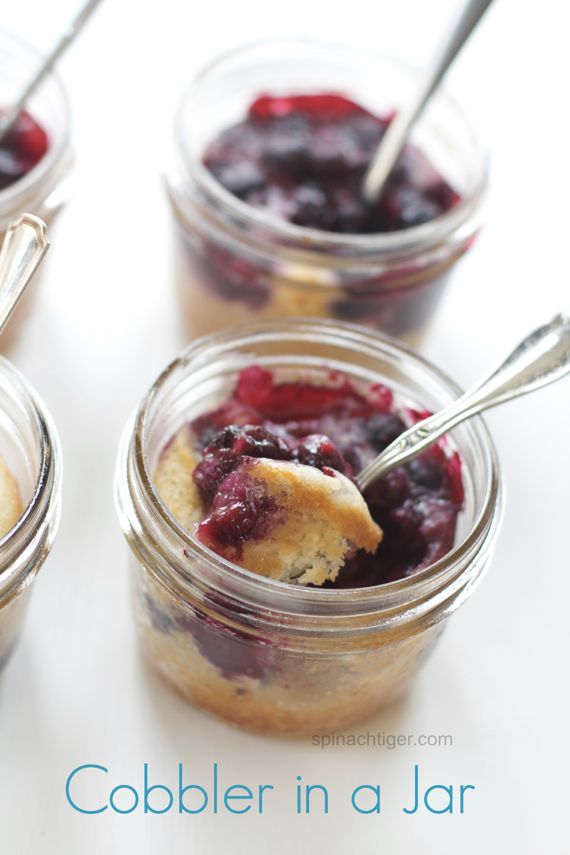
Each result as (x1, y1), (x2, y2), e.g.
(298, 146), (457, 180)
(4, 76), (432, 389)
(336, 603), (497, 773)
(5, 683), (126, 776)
(196, 466), (281, 558)
(191, 366), (463, 585)
(184, 92), (470, 336)
(145, 594), (276, 680)
(204, 93), (459, 235)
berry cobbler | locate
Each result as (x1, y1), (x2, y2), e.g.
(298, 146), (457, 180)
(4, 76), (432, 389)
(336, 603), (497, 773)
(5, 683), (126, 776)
(170, 76), (483, 339)
(133, 364), (466, 732)
(114, 307), (506, 735)
(155, 366), (463, 588)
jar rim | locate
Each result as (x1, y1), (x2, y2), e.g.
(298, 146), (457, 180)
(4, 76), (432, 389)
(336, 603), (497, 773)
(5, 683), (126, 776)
(0, 29), (71, 221)
(173, 36), (489, 258)
(0, 356), (61, 600)
(120, 319), (503, 620)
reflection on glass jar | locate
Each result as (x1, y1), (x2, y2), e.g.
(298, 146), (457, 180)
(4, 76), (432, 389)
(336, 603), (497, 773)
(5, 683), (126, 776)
(167, 40), (487, 342)
(0, 30), (72, 348)
(0, 357), (62, 671)
(115, 320), (503, 735)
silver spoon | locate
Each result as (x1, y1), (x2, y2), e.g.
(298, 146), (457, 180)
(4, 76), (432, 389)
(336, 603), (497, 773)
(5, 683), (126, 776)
(0, 0), (104, 143)
(356, 313), (570, 491)
(362, 0), (494, 204)
(0, 214), (49, 336)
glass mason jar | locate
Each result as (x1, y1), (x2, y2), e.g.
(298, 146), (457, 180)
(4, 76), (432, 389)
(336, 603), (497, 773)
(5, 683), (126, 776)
(166, 39), (488, 342)
(115, 320), (503, 735)
(0, 30), (72, 348)
(0, 357), (62, 671)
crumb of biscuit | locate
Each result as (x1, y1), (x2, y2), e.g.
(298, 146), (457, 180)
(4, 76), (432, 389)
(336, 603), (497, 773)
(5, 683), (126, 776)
(198, 458), (382, 586)
(0, 457), (22, 540)
(153, 426), (204, 530)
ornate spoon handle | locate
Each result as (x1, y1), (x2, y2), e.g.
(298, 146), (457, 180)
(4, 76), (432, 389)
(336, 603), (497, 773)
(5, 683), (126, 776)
(356, 313), (570, 491)
(0, 215), (49, 336)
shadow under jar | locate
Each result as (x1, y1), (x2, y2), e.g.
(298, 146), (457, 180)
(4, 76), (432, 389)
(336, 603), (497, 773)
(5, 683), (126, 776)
(167, 39), (488, 343)
(0, 30), (72, 349)
(115, 320), (503, 736)
(0, 358), (62, 671)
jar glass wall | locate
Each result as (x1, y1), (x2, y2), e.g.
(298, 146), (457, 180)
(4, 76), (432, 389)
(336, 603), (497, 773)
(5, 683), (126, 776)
(167, 40), (488, 342)
(115, 321), (502, 735)
(0, 30), (72, 348)
(0, 358), (62, 670)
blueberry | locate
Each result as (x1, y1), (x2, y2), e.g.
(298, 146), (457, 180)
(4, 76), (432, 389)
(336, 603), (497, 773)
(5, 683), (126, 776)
(193, 448), (239, 505)
(389, 503), (423, 537)
(307, 131), (347, 176)
(390, 188), (441, 229)
(263, 136), (310, 175)
(214, 162), (265, 197)
(175, 606), (278, 681)
(197, 468), (278, 552)
(290, 185), (328, 227)
(194, 425), (293, 505)
(293, 434), (349, 474)
(145, 595), (174, 633)
(407, 454), (444, 490)
(346, 115), (384, 158)
(205, 424), (291, 460)
(366, 413), (407, 451)
(203, 247), (271, 309)
(364, 468), (410, 509)
(329, 189), (367, 232)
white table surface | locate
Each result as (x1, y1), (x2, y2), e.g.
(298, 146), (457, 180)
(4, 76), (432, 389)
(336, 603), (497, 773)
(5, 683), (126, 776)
(1, 1), (569, 852)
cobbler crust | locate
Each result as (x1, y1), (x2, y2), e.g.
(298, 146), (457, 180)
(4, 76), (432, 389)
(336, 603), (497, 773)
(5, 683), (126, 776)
(153, 426), (203, 531)
(154, 436), (382, 586)
(135, 569), (438, 735)
(0, 458), (22, 539)
(234, 458), (381, 585)
(0, 460), (25, 669)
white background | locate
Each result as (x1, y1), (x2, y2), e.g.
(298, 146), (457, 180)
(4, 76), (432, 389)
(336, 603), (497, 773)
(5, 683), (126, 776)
(1, 1), (569, 852)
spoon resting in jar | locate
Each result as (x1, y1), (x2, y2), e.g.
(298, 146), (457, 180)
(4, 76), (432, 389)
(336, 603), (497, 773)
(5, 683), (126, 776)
(356, 313), (570, 491)
(244, 312), (570, 583)
(0, 214), (50, 336)
(362, 0), (495, 203)
(171, 314), (569, 587)
(0, 0), (104, 143)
